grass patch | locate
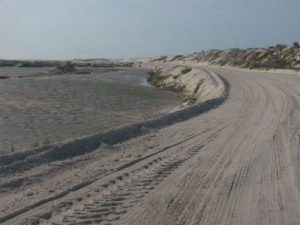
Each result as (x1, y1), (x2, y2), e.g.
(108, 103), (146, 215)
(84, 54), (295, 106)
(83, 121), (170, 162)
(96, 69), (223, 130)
(194, 79), (204, 95)
(156, 56), (168, 62)
(171, 55), (184, 61)
(181, 68), (192, 74)
(11, 143), (15, 153)
(147, 70), (169, 87)
(32, 142), (39, 148)
(42, 138), (50, 145)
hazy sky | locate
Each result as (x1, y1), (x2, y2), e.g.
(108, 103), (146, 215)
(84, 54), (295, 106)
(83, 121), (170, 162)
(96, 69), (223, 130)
(0, 0), (300, 59)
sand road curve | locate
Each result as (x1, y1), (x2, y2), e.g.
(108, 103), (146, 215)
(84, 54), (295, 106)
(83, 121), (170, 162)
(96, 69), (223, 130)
(1, 65), (300, 225)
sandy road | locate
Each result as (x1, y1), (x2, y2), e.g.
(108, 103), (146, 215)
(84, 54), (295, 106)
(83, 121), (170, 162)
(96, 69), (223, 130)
(1, 64), (300, 225)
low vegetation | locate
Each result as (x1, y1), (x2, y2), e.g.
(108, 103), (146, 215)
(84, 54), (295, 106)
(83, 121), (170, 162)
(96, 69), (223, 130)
(181, 68), (192, 74)
(170, 55), (184, 61)
(153, 56), (168, 62)
(42, 138), (50, 145)
(31, 137), (51, 148)
(147, 70), (170, 87)
(153, 42), (300, 71)
(11, 143), (14, 153)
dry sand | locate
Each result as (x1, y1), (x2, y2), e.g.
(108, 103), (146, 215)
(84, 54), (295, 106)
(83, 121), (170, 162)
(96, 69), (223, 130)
(0, 63), (300, 225)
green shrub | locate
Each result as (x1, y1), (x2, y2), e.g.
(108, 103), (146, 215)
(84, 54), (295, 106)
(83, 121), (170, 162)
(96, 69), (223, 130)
(293, 42), (300, 48)
(147, 71), (169, 86)
(42, 138), (50, 145)
(32, 142), (39, 148)
(275, 44), (287, 51)
(171, 55), (184, 61)
(246, 60), (261, 70)
(157, 56), (167, 62)
(262, 57), (289, 69)
(181, 68), (192, 74)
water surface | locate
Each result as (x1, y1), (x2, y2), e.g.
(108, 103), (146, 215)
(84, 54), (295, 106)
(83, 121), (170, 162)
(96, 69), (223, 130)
(0, 67), (182, 154)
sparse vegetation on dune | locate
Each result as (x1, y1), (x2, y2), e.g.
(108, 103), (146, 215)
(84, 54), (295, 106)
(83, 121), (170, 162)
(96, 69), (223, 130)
(170, 55), (184, 61)
(147, 70), (170, 87)
(149, 43), (300, 71)
(152, 56), (168, 62)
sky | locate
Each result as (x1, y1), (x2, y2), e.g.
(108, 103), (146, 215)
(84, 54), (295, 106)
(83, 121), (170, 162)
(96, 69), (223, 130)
(0, 0), (300, 59)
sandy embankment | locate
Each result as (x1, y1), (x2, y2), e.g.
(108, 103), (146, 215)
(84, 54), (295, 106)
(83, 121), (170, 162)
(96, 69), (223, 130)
(141, 63), (225, 105)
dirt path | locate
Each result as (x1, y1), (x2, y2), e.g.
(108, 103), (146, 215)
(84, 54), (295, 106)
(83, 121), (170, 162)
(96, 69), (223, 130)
(1, 64), (300, 225)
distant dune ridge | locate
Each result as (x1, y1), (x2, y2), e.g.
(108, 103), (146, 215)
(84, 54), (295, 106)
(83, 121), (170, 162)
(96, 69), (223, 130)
(0, 59), (132, 68)
(136, 43), (300, 70)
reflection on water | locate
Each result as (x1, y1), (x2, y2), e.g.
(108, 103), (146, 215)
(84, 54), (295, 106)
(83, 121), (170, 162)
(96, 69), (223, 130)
(0, 68), (182, 154)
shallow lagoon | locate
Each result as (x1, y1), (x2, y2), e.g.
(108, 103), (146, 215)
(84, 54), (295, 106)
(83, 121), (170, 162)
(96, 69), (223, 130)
(0, 67), (181, 154)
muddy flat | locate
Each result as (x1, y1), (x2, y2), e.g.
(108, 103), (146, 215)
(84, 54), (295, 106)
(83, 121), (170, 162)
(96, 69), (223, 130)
(0, 67), (181, 154)
(1, 64), (300, 225)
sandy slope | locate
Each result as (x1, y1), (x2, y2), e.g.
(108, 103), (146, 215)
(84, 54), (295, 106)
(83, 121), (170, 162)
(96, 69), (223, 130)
(1, 63), (300, 225)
